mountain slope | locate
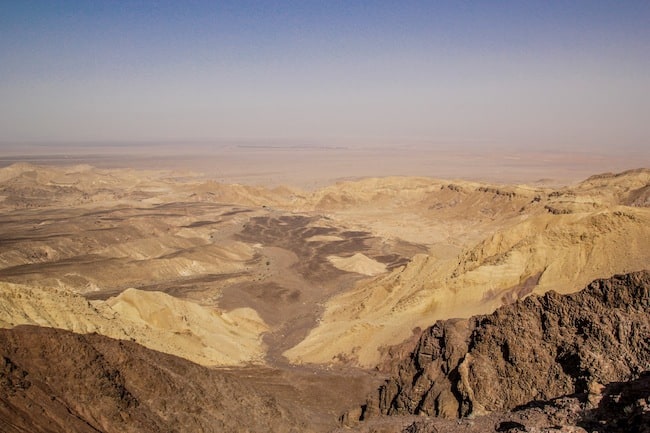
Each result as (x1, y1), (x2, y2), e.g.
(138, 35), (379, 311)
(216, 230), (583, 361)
(285, 174), (650, 367)
(0, 326), (304, 433)
(0, 282), (267, 366)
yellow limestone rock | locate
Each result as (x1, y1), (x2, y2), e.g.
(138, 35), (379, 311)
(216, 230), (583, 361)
(0, 282), (268, 366)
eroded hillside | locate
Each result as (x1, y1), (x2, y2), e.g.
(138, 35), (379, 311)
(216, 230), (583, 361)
(0, 164), (648, 370)
(0, 163), (649, 432)
(284, 170), (650, 367)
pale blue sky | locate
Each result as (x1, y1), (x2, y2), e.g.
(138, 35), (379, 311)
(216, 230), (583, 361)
(1, 1), (649, 153)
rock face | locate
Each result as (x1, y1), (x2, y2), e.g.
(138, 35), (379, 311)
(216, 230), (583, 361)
(0, 326), (305, 433)
(337, 373), (650, 433)
(359, 271), (650, 420)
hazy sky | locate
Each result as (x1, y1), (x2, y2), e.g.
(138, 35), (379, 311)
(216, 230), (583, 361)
(1, 1), (649, 152)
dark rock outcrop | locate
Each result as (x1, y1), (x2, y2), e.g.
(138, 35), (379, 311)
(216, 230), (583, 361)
(0, 326), (306, 433)
(625, 184), (650, 207)
(358, 271), (650, 420)
(338, 372), (650, 433)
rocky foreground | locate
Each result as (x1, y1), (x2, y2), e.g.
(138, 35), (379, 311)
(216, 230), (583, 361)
(0, 326), (309, 433)
(341, 271), (650, 432)
(1, 272), (648, 432)
(338, 373), (650, 433)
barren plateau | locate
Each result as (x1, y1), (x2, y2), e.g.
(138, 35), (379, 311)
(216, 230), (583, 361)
(0, 161), (648, 432)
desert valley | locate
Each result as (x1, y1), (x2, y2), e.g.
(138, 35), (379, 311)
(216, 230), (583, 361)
(3, 1), (650, 431)
(0, 161), (648, 433)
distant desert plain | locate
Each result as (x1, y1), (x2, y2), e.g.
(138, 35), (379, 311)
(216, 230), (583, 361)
(0, 145), (648, 433)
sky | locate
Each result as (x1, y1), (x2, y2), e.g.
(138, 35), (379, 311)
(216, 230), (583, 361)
(1, 1), (649, 154)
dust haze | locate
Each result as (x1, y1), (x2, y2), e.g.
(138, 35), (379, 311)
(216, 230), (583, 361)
(2, 141), (646, 188)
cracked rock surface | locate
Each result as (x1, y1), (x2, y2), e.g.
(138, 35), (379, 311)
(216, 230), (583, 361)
(348, 271), (650, 429)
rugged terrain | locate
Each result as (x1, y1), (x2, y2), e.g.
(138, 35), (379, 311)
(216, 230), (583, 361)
(0, 163), (648, 431)
(0, 325), (378, 433)
(284, 171), (650, 367)
(337, 372), (650, 433)
(351, 271), (649, 425)
(2, 274), (647, 433)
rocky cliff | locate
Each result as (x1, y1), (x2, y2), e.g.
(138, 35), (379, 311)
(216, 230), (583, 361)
(358, 271), (650, 420)
(338, 372), (650, 433)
